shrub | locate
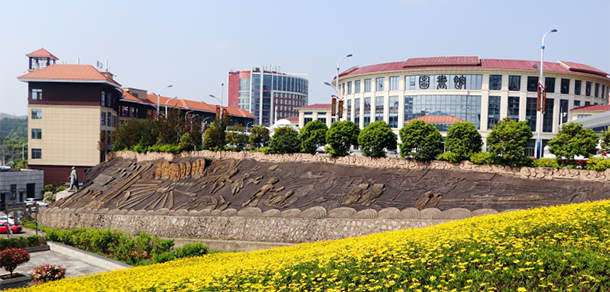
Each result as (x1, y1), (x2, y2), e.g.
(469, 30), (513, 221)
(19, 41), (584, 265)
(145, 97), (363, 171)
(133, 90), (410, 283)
(43, 191), (56, 204)
(32, 264), (66, 285)
(358, 121), (397, 157)
(249, 124), (270, 148)
(299, 121), (328, 155)
(399, 120), (442, 160)
(175, 242), (208, 258)
(0, 248), (30, 276)
(152, 251), (176, 264)
(56, 186), (68, 193)
(445, 121), (482, 160)
(601, 130), (610, 154)
(226, 123), (249, 148)
(534, 158), (561, 169)
(585, 157), (610, 171)
(0, 235), (45, 251)
(269, 127), (300, 154)
(325, 120), (359, 157)
(487, 117), (533, 166)
(469, 152), (499, 164)
(548, 122), (599, 165)
(437, 152), (462, 163)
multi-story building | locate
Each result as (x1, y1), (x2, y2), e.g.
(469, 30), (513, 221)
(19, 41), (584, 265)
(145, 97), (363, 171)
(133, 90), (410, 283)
(335, 56), (609, 155)
(295, 104), (334, 129)
(227, 67), (308, 126)
(18, 49), (254, 185)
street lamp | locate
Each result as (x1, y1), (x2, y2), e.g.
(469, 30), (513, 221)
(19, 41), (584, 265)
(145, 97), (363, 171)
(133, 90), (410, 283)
(535, 29), (557, 159)
(335, 54), (352, 96)
(165, 96), (178, 117)
(156, 84), (173, 117)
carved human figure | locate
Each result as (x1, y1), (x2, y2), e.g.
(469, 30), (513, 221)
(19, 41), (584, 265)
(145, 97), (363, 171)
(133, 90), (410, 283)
(68, 167), (78, 191)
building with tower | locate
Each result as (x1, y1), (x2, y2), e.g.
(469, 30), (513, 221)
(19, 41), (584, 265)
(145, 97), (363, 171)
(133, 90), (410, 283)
(227, 67), (308, 126)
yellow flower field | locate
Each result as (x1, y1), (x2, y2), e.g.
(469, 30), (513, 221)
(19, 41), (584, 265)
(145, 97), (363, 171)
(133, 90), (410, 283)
(13, 200), (610, 291)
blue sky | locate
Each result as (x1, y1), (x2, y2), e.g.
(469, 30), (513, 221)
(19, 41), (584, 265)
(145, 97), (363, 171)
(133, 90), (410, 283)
(1, 0), (608, 116)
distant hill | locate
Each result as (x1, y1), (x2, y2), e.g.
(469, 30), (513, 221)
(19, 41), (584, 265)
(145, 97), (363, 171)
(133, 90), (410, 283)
(0, 113), (26, 119)
(0, 117), (27, 138)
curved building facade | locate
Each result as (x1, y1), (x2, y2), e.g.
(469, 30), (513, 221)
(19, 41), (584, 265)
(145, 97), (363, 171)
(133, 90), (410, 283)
(337, 56), (609, 153)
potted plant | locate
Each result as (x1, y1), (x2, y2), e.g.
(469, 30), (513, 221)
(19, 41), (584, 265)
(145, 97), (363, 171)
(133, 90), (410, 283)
(32, 264), (66, 285)
(0, 248), (32, 289)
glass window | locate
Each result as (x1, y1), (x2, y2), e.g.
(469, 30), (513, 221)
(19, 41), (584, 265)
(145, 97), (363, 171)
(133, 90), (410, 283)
(354, 98), (360, 125)
(390, 76), (399, 91)
(342, 83), (346, 95)
(508, 75), (521, 91)
(375, 97), (384, 121)
(318, 117), (326, 124)
(31, 149), (41, 159)
(543, 99), (554, 132)
(304, 117), (312, 126)
(363, 97), (371, 126)
(489, 75), (502, 90)
(527, 76), (538, 92)
(602, 85), (606, 100)
(31, 128), (41, 139)
(585, 81), (591, 96)
(508, 96), (520, 120)
(389, 96), (398, 128)
(585, 101), (590, 106)
(560, 79), (570, 94)
(487, 96), (501, 130)
(574, 100), (580, 107)
(239, 78), (250, 91)
(594, 83), (599, 97)
(403, 95), (482, 129)
(364, 79), (372, 92)
(545, 77), (555, 93)
(355, 80), (361, 93)
(101, 91), (106, 107)
(317, 112), (326, 115)
(404, 96), (414, 122)
(347, 81), (352, 94)
(376, 77), (384, 91)
(526, 98), (537, 132)
(101, 112), (106, 126)
(560, 99), (569, 125)
(31, 109), (42, 119)
(107, 112), (112, 126)
(31, 88), (42, 100)
(347, 99), (352, 121)
(407, 76), (416, 90)
(574, 80), (582, 95)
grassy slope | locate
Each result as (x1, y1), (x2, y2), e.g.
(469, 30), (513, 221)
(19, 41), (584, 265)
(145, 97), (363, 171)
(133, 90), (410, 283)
(15, 200), (610, 291)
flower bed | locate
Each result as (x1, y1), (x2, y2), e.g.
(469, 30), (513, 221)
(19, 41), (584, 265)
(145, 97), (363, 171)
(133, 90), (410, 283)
(12, 200), (610, 291)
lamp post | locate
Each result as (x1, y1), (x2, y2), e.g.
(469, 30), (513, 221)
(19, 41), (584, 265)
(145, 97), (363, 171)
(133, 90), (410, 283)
(156, 84), (173, 117)
(165, 96), (178, 117)
(209, 94), (223, 121)
(535, 29), (557, 159)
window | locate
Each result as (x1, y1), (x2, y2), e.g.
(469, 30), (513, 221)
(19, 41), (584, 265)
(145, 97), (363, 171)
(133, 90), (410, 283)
(575, 80), (582, 95)
(375, 96), (384, 121)
(602, 85), (606, 100)
(407, 76), (416, 90)
(574, 100), (581, 107)
(543, 99), (554, 132)
(239, 78), (251, 91)
(487, 96), (501, 130)
(585, 81), (591, 96)
(318, 117), (326, 124)
(101, 112), (106, 126)
(577, 114), (591, 119)
(31, 149), (41, 159)
(403, 95), (482, 129)
(31, 129), (41, 139)
(585, 101), (590, 106)
(347, 99), (352, 121)
(364, 79), (371, 92)
(317, 112), (326, 115)
(390, 76), (399, 91)
(355, 80), (361, 93)
(363, 97), (371, 126)
(526, 98), (537, 131)
(560, 99), (569, 125)
(347, 81), (352, 94)
(376, 77), (384, 91)
(107, 112), (112, 127)
(560, 79), (570, 94)
(304, 112), (313, 115)
(545, 77), (555, 93)
(354, 98), (360, 125)
(389, 96), (398, 128)
(101, 91), (106, 107)
(31, 88), (42, 100)
(508, 75), (521, 91)
(489, 75), (502, 90)
(304, 117), (312, 126)
(508, 96), (519, 120)
(342, 83), (346, 95)
(107, 93), (112, 108)
(594, 83), (599, 97)
(527, 76), (538, 92)
(31, 109), (42, 119)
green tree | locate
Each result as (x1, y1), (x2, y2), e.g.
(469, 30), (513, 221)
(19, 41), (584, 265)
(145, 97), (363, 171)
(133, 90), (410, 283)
(249, 124), (270, 148)
(325, 120), (359, 157)
(486, 117), (533, 166)
(445, 121), (483, 160)
(226, 123), (249, 148)
(0, 117), (27, 138)
(601, 130), (610, 154)
(202, 110), (230, 150)
(548, 122), (599, 164)
(269, 127), (300, 154)
(358, 121), (397, 157)
(299, 120), (328, 155)
(399, 120), (443, 160)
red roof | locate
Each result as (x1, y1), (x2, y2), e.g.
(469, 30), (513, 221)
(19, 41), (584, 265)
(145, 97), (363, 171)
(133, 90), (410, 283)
(286, 116), (299, 122)
(26, 48), (58, 60)
(405, 115), (466, 124)
(571, 104), (610, 112)
(18, 64), (121, 86)
(295, 103), (332, 110)
(122, 89), (254, 118)
(339, 57), (609, 79)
